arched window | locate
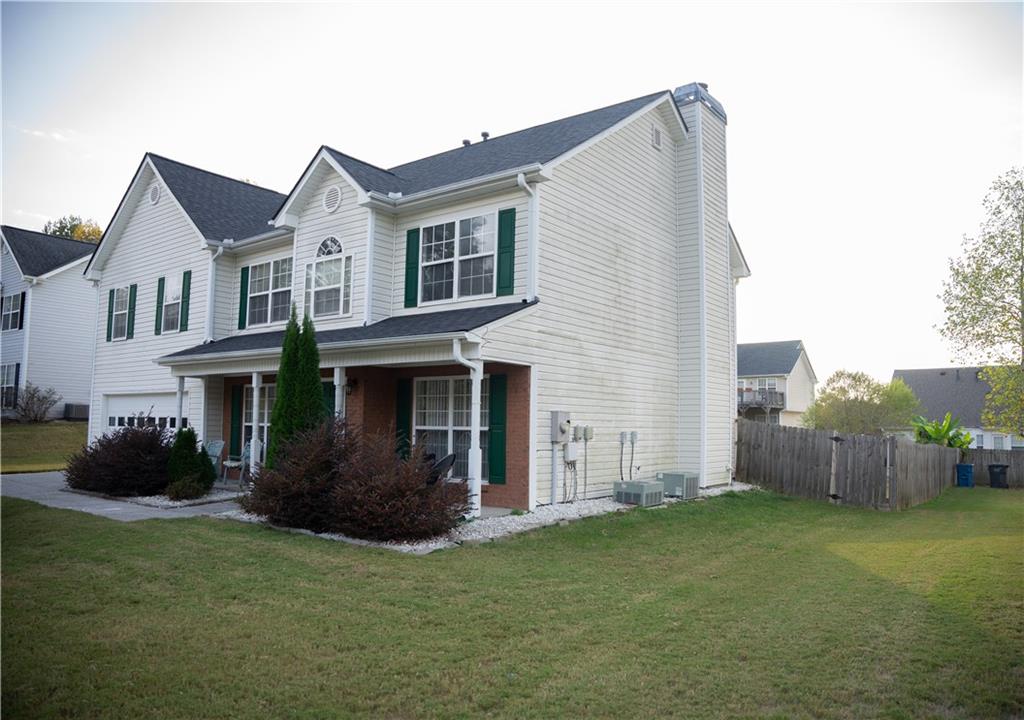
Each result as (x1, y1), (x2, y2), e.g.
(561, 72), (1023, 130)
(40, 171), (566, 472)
(305, 236), (353, 318)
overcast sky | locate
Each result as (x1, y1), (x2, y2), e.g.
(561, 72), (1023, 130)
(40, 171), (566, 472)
(2, 2), (1020, 383)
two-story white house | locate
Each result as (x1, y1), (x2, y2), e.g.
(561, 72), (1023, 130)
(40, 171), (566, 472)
(736, 340), (817, 426)
(1, 226), (97, 419)
(84, 83), (751, 514)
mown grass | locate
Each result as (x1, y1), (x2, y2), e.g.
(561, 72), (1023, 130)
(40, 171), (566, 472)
(1, 420), (87, 473)
(2, 488), (1021, 719)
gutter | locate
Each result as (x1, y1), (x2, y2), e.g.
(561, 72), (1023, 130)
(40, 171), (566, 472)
(156, 330), (481, 366)
(361, 164), (549, 211)
(207, 227), (293, 251)
(516, 173), (540, 301)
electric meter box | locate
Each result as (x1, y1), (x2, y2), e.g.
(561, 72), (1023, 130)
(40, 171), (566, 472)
(550, 411), (571, 443)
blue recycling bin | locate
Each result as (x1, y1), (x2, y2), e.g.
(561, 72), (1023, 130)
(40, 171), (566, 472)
(956, 463), (974, 488)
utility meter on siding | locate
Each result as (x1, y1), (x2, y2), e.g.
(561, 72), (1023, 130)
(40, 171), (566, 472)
(550, 411), (571, 443)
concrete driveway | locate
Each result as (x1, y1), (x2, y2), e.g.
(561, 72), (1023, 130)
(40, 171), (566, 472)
(1, 471), (239, 522)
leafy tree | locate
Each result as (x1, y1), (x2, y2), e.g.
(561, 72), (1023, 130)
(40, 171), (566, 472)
(293, 313), (326, 430)
(940, 167), (1023, 436)
(912, 412), (973, 449)
(803, 370), (920, 435)
(42, 215), (102, 243)
(266, 307), (301, 468)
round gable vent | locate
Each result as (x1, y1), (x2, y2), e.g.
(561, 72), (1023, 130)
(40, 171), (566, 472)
(323, 184), (342, 214)
(149, 185), (161, 205)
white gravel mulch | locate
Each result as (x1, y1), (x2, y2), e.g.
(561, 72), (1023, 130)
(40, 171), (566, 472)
(125, 489), (243, 508)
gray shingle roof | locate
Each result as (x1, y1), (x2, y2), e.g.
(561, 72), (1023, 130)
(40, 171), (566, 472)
(737, 341), (805, 377)
(162, 300), (538, 361)
(1, 225), (96, 277)
(148, 154), (287, 241)
(325, 91), (671, 196)
(892, 367), (991, 427)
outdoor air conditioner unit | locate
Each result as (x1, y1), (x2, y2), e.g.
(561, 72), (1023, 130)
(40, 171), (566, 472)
(657, 471), (700, 499)
(613, 480), (664, 507)
(63, 403), (90, 421)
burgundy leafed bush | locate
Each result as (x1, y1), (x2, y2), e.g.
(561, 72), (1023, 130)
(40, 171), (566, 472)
(64, 424), (172, 496)
(242, 419), (469, 541)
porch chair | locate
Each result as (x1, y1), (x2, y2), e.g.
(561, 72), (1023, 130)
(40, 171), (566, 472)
(427, 453), (457, 486)
(222, 440), (251, 487)
(204, 440), (225, 479)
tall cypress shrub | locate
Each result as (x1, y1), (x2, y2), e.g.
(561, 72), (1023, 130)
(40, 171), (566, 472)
(266, 307), (301, 468)
(294, 313), (327, 430)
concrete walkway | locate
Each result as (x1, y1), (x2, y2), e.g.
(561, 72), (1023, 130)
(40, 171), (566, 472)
(1, 471), (240, 522)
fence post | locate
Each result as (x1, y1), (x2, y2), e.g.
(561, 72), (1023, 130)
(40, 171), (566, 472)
(828, 430), (839, 503)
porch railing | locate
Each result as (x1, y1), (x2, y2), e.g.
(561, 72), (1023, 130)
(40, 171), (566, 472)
(737, 389), (785, 409)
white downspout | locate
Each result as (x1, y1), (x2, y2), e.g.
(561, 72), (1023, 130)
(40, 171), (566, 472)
(363, 208), (376, 325)
(452, 337), (483, 518)
(204, 246), (224, 343)
(517, 173), (539, 301)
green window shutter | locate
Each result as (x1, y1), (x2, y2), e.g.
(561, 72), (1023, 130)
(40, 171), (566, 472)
(180, 270), (191, 331)
(496, 208), (516, 297)
(106, 288), (114, 342)
(237, 266), (249, 329)
(229, 385), (243, 456)
(403, 229), (420, 308)
(487, 374), (507, 484)
(126, 284), (137, 339)
(396, 377), (413, 457)
(154, 277), (165, 335)
(322, 381), (335, 416)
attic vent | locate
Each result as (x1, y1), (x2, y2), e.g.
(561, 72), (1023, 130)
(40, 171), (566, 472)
(323, 185), (342, 214)
(149, 184), (161, 205)
(651, 124), (662, 150)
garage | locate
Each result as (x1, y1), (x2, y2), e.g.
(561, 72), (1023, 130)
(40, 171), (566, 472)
(104, 393), (189, 431)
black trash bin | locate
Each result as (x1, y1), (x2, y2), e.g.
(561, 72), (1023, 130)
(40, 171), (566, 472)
(988, 464), (1010, 489)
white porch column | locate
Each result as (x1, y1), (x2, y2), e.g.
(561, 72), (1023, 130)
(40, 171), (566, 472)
(250, 372), (262, 472)
(468, 363), (483, 517)
(175, 376), (185, 432)
(333, 367), (346, 419)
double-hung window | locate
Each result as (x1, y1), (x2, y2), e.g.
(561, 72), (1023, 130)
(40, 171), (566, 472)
(420, 213), (496, 303)
(162, 276), (182, 332)
(413, 377), (489, 480)
(1, 294), (22, 330)
(248, 258), (292, 326)
(305, 237), (353, 318)
(0, 364), (17, 409)
(111, 287), (130, 340)
(243, 384), (276, 462)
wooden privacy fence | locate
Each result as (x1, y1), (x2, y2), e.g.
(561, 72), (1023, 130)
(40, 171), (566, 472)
(964, 449), (1024, 488)
(734, 419), (960, 510)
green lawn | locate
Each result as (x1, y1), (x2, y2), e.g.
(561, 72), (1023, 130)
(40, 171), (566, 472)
(2, 489), (1021, 719)
(1, 420), (87, 473)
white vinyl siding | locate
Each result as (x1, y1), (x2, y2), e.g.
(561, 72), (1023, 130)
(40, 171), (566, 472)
(88, 167), (208, 443)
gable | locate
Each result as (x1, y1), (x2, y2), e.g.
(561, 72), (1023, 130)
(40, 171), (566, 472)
(737, 341), (805, 377)
(0, 226), (94, 278)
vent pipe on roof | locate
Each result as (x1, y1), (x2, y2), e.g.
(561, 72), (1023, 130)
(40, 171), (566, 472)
(481, 131), (490, 141)
(698, 82), (709, 90)
(462, 139), (471, 147)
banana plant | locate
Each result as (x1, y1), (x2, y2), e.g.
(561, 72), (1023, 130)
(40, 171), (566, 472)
(912, 412), (974, 449)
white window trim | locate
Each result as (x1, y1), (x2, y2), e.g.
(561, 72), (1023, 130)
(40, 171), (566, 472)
(243, 383), (276, 463)
(0, 363), (16, 409)
(161, 275), (183, 334)
(1, 293), (22, 332)
(111, 286), (130, 342)
(307, 239), (353, 320)
(246, 256), (293, 328)
(417, 209), (499, 307)
(412, 374), (490, 482)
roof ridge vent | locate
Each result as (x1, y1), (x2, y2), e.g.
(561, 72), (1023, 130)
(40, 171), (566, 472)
(481, 131), (490, 141)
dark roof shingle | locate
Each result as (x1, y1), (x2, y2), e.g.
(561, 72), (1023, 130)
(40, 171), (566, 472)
(737, 341), (805, 377)
(163, 300), (537, 361)
(892, 367), (991, 427)
(148, 154), (287, 241)
(1, 225), (96, 277)
(326, 91), (670, 196)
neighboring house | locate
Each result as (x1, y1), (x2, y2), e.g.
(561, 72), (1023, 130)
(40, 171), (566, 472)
(0, 226), (97, 418)
(84, 82), (751, 514)
(737, 340), (817, 426)
(893, 367), (1023, 450)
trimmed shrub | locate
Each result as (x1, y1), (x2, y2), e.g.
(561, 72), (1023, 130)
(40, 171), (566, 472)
(166, 474), (206, 501)
(242, 420), (354, 532)
(243, 419), (469, 541)
(331, 432), (470, 541)
(167, 427), (216, 496)
(64, 424), (171, 496)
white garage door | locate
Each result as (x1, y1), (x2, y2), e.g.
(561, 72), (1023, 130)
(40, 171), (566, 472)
(104, 393), (189, 431)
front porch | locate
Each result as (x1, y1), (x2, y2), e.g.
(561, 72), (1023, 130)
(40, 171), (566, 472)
(187, 359), (531, 514)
